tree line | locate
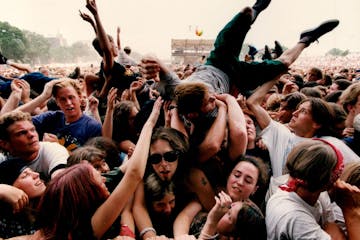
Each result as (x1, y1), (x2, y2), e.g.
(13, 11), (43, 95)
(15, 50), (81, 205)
(0, 21), (99, 64)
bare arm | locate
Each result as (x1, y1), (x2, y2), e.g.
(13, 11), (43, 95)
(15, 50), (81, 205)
(7, 61), (33, 73)
(16, 79), (63, 114)
(333, 180), (360, 240)
(91, 97), (163, 239)
(197, 100), (227, 163)
(102, 87), (117, 137)
(246, 79), (278, 130)
(132, 182), (157, 240)
(173, 200), (202, 236)
(198, 191), (232, 240)
(86, 0), (114, 75)
(216, 94), (247, 161)
(79, 10), (97, 34)
(0, 184), (29, 214)
(116, 26), (121, 50)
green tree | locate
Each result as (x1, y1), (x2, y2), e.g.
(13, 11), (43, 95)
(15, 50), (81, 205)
(0, 21), (27, 60)
(23, 30), (51, 64)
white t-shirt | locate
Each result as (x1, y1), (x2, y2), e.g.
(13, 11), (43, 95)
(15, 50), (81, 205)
(27, 141), (68, 179)
(266, 190), (333, 240)
(260, 120), (360, 177)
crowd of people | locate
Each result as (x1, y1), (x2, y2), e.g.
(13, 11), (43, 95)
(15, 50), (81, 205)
(1, 0), (360, 239)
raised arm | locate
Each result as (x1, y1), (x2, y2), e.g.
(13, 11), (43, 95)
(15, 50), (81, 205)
(91, 97), (163, 239)
(197, 99), (227, 163)
(102, 87), (117, 137)
(16, 79), (63, 114)
(86, 0), (114, 75)
(132, 181), (157, 240)
(116, 26), (121, 50)
(173, 200), (202, 237)
(246, 79), (278, 130)
(216, 94), (247, 161)
(79, 10), (97, 34)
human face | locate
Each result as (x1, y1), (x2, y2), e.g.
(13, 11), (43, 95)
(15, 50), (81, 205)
(152, 192), (176, 216)
(200, 91), (216, 114)
(79, 92), (87, 112)
(92, 159), (110, 174)
(128, 107), (139, 127)
(1, 121), (40, 161)
(226, 161), (259, 201)
(289, 101), (318, 137)
(244, 115), (256, 143)
(277, 101), (293, 124)
(328, 83), (339, 94)
(91, 166), (110, 197)
(55, 86), (82, 122)
(150, 139), (178, 181)
(348, 95), (360, 123)
(216, 201), (243, 235)
(13, 168), (46, 198)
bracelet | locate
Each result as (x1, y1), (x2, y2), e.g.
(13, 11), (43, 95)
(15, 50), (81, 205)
(139, 227), (157, 238)
(199, 231), (219, 240)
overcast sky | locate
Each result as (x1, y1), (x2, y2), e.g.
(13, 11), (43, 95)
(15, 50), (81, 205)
(2, 0), (360, 59)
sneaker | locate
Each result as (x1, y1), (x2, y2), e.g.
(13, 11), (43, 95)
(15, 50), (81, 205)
(273, 40), (283, 58)
(248, 45), (258, 57)
(252, 0), (271, 13)
(0, 52), (8, 64)
(262, 45), (272, 60)
(68, 66), (81, 79)
(299, 19), (339, 46)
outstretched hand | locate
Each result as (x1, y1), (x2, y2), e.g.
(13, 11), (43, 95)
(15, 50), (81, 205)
(333, 179), (360, 210)
(146, 97), (163, 128)
(139, 57), (161, 81)
(86, 0), (98, 16)
(79, 10), (94, 23)
(41, 79), (64, 99)
(207, 191), (232, 223)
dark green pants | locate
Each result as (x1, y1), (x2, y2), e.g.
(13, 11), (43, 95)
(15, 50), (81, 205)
(206, 9), (287, 92)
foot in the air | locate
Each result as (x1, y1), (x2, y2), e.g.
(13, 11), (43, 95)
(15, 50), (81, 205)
(0, 52), (8, 64)
(299, 19), (339, 47)
(262, 45), (272, 60)
(252, 0), (271, 22)
(273, 40), (283, 58)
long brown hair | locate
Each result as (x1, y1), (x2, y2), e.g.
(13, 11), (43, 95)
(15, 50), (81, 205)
(37, 163), (108, 240)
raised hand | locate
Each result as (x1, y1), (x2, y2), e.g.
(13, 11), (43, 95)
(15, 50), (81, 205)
(207, 191), (232, 223)
(43, 132), (59, 143)
(107, 87), (118, 111)
(147, 97), (163, 128)
(0, 184), (29, 214)
(139, 58), (161, 81)
(129, 79), (145, 93)
(41, 79), (64, 100)
(86, 0), (98, 16)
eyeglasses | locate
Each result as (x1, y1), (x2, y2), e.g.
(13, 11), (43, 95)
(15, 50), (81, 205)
(148, 150), (180, 164)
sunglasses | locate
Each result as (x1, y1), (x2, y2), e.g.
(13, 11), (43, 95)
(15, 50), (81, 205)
(148, 150), (180, 164)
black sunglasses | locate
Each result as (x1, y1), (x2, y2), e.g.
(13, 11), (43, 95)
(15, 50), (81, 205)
(148, 150), (180, 164)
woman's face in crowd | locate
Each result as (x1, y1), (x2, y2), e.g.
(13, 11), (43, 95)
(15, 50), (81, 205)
(92, 159), (110, 174)
(226, 161), (259, 201)
(91, 166), (110, 197)
(216, 201), (243, 235)
(152, 192), (176, 217)
(149, 139), (178, 181)
(13, 168), (46, 198)
(244, 114), (256, 143)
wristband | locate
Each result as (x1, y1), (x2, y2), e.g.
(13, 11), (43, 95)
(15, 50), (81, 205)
(139, 227), (156, 238)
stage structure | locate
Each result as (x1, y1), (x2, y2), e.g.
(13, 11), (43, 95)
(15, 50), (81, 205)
(171, 39), (214, 65)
